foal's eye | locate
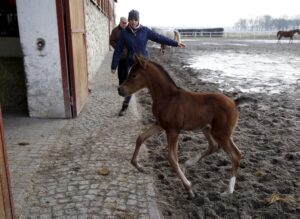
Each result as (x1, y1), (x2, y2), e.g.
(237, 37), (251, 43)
(131, 74), (136, 78)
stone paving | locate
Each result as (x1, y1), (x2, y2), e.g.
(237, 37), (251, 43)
(4, 52), (162, 219)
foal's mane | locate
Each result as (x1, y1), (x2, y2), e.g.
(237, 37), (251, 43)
(149, 60), (180, 89)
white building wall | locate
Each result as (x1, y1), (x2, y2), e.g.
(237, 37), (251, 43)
(85, 0), (110, 81)
(16, 0), (65, 118)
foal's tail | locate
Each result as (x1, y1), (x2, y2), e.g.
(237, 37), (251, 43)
(234, 96), (257, 107)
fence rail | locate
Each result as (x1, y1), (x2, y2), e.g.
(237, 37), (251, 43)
(180, 31), (280, 40)
(179, 31), (224, 37)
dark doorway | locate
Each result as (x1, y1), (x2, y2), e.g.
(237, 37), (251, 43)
(0, 0), (28, 115)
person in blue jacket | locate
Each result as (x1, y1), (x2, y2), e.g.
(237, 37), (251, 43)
(111, 9), (185, 116)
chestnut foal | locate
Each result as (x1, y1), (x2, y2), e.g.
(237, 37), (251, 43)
(118, 55), (243, 198)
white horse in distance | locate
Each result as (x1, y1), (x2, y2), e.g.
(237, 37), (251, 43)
(151, 27), (181, 54)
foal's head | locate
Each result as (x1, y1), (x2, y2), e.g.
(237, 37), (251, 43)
(118, 55), (149, 97)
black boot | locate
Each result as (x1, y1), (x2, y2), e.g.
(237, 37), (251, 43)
(118, 103), (128, 116)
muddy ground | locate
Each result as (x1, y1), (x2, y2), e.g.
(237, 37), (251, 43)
(135, 40), (300, 219)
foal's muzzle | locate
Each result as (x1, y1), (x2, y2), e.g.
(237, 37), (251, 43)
(118, 86), (126, 97)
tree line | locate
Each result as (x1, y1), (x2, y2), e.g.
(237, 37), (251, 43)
(234, 15), (300, 31)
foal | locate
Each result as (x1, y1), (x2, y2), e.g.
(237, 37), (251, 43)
(118, 55), (243, 198)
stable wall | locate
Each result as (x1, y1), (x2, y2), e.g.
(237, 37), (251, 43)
(15, 0), (114, 118)
(16, 0), (65, 118)
(85, 0), (110, 81)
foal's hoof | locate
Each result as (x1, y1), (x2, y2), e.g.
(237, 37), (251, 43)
(220, 190), (233, 197)
(188, 190), (196, 200)
(131, 162), (148, 174)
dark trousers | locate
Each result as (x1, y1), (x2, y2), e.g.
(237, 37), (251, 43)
(118, 59), (131, 108)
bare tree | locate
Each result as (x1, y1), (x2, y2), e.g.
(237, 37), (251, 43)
(234, 15), (300, 31)
(291, 15), (300, 28)
(234, 19), (248, 31)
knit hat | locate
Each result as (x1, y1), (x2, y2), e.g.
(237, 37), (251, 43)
(128, 9), (139, 21)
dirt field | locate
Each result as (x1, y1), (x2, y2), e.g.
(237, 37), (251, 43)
(135, 40), (300, 219)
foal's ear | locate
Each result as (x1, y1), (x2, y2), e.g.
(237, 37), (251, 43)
(135, 54), (148, 69)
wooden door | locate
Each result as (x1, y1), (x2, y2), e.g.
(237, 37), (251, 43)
(65, 0), (89, 116)
(0, 106), (15, 219)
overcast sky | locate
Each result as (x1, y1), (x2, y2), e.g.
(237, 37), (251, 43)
(115, 0), (300, 28)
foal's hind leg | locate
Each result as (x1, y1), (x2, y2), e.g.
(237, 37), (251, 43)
(131, 123), (163, 173)
(167, 129), (195, 198)
(184, 124), (218, 168)
(221, 139), (241, 196)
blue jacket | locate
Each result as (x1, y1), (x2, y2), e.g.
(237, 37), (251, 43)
(111, 25), (179, 70)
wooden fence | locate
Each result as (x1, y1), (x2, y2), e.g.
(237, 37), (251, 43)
(178, 31), (281, 40)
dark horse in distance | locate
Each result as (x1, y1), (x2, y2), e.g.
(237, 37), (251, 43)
(277, 29), (299, 43)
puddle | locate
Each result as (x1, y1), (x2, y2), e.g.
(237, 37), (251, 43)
(187, 51), (300, 94)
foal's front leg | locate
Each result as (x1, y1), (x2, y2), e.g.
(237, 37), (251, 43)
(131, 123), (163, 173)
(167, 129), (195, 199)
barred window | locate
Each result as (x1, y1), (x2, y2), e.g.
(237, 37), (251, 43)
(91, 0), (114, 19)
